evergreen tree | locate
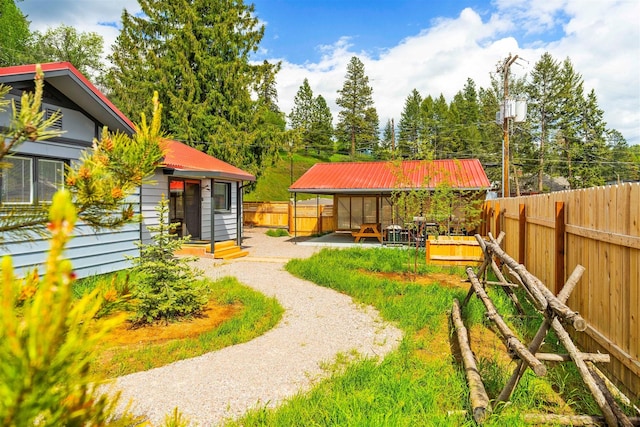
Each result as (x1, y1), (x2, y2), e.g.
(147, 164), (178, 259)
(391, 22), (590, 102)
(421, 94), (452, 159)
(29, 25), (104, 80)
(527, 52), (561, 191)
(0, 0), (30, 66)
(555, 57), (586, 188)
(129, 195), (207, 324)
(570, 89), (608, 188)
(378, 118), (396, 159)
(289, 78), (315, 149)
(310, 95), (334, 154)
(335, 56), (379, 157)
(449, 79), (483, 158)
(104, 0), (282, 176)
(398, 89), (423, 158)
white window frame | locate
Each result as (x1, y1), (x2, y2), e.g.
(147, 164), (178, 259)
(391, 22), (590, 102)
(1, 155), (66, 205)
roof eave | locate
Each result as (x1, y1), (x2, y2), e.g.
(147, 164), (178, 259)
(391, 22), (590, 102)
(167, 168), (256, 182)
(289, 187), (489, 194)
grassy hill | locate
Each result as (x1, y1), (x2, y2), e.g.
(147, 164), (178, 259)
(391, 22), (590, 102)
(245, 151), (351, 201)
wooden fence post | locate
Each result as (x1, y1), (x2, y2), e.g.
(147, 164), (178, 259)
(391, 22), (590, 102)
(494, 202), (501, 237)
(555, 201), (566, 296)
(519, 203), (526, 264)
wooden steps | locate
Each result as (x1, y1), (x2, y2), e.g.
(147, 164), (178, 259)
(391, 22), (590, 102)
(211, 240), (249, 260)
(175, 240), (249, 260)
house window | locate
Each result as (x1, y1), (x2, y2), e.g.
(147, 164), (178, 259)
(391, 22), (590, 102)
(213, 182), (231, 212)
(1, 156), (65, 204)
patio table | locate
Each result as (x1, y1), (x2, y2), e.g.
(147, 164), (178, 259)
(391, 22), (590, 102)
(351, 223), (383, 243)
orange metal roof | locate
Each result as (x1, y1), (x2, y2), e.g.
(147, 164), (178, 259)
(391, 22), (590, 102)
(289, 159), (490, 194)
(163, 140), (255, 181)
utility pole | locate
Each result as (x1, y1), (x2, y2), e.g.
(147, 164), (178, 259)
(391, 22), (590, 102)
(499, 54), (518, 198)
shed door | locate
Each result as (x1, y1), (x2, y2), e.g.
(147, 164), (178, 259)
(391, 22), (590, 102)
(184, 181), (201, 240)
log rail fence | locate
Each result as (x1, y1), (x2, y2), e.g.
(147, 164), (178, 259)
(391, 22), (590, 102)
(452, 231), (637, 426)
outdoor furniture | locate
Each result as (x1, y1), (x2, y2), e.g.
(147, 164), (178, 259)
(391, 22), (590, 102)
(352, 223), (383, 243)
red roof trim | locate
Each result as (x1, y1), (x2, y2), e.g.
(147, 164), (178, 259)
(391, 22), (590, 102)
(289, 159), (490, 193)
(0, 62), (135, 130)
(162, 140), (255, 181)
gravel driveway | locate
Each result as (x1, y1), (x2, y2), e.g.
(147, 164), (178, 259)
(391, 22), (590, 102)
(112, 228), (403, 426)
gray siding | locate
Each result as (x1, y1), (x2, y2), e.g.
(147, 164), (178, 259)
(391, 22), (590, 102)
(0, 95), (95, 143)
(0, 100), (140, 279)
(140, 175), (240, 244)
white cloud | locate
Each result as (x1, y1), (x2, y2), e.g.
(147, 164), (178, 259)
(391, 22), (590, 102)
(274, 1), (640, 145)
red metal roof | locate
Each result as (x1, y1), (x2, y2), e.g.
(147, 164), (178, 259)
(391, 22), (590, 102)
(289, 159), (490, 193)
(163, 140), (255, 181)
(0, 62), (135, 131)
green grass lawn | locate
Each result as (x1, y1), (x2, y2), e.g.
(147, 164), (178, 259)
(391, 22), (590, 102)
(74, 272), (283, 378)
(229, 247), (606, 426)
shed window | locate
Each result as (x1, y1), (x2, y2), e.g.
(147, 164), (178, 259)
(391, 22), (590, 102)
(214, 182), (231, 212)
(1, 156), (65, 204)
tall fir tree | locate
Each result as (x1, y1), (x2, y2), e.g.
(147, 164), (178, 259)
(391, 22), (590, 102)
(289, 78), (315, 150)
(398, 89), (424, 158)
(527, 52), (561, 191)
(310, 95), (334, 154)
(555, 57), (586, 188)
(378, 118), (396, 159)
(335, 56), (379, 157)
(0, 0), (31, 66)
(104, 0), (282, 176)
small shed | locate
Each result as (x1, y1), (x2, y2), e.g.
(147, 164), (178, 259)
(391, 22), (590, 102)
(289, 159), (491, 240)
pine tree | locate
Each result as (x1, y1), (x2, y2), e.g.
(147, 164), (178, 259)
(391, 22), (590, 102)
(527, 52), (561, 191)
(104, 0), (282, 176)
(398, 89), (424, 158)
(129, 195), (207, 324)
(336, 56), (379, 157)
(0, 0), (30, 66)
(289, 78), (315, 150)
(310, 95), (334, 154)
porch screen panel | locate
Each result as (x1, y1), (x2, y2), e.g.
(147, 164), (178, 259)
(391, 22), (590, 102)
(350, 196), (363, 229)
(363, 197), (377, 223)
(380, 197), (393, 229)
(337, 196), (351, 229)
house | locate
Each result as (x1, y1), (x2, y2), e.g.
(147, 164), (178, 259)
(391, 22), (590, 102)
(289, 159), (491, 239)
(0, 62), (254, 278)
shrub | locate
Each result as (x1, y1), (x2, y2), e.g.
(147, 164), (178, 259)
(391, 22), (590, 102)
(266, 228), (289, 237)
(129, 195), (207, 324)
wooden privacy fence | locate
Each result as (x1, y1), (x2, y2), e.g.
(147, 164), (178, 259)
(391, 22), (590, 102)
(243, 201), (289, 228)
(243, 201), (336, 236)
(481, 182), (640, 398)
(289, 203), (335, 236)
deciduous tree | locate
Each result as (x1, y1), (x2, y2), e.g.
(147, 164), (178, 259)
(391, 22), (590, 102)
(29, 24), (104, 80)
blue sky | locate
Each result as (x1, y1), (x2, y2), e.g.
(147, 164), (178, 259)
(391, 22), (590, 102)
(18, 0), (640, 145)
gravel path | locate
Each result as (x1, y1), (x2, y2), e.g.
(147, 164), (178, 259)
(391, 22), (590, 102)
(112, 228), (403, 426)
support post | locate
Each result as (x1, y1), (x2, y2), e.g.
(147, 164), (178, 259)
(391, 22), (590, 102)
(519, 203), (526, 264)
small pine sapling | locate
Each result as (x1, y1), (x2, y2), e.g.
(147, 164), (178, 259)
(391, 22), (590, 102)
(129, 195), (207, 324)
